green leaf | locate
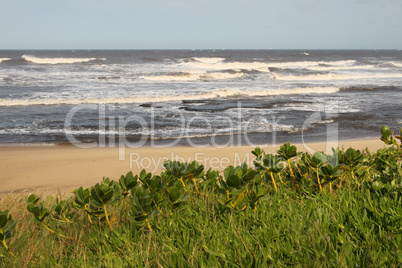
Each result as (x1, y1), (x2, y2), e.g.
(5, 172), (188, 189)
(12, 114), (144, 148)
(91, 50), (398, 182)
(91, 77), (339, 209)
(0, 213), (7, 229)
(243, 169), (259, 182)
(381, 125), (391, 140)
(232, 193), (245, 207)
(27, 203), (34, 213)
(75, 187), (85, 204)
(26, 194), (40, 205)
(231, 186), (248, 195)
(307, 152), (326, 168)
(278, 142), (299, 160)
(252, 146), (263, 159)
(100, 183), (110, 194)
(226, 174), (241, 188)
(91, 185), (103, 204)
(103, 191), (114, 204)
(168, 187), (181, 203)
(53, 201), (64, 215)
(224, 166), (234, 180)
(153, 192), (163, 204)
(183, 163), (194, 175)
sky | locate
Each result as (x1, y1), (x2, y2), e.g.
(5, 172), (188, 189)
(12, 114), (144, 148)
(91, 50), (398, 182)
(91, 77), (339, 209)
(1, 0), (401, 49)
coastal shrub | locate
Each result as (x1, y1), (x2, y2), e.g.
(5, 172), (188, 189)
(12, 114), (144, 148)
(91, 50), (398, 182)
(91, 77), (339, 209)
(0, 126), (401, 266)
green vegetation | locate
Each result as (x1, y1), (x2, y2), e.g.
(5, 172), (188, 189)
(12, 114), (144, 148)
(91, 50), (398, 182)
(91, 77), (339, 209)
(0, 126), (401, 267)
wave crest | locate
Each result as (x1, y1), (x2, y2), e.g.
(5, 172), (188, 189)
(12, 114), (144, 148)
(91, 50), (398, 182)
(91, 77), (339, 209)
(185, 59), (357, 72)
(192, 57), (225, 64)
(273, 73), (402, 81)
(388, 62), (402, 68)
(0, 87), (340, 106)
(142, 72), (244, 81)
(0, 58), (11, 63)
(22, 55), (100, 64)
(305, 65), (374, 71)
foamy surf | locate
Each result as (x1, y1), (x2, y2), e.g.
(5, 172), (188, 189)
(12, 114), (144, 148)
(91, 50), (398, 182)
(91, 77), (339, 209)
(22, 55), (99, 64)
(0, 58), (11, 63)
(305, 65), (374, 71)
(192, 57), (225, 64)
(389, 62), (402, 68)
(1, 49), (401, 146)
(0, 87), (340, 106)
(273, 73), (402, 81)
(141, 72), (244, 81)
(185, 59), (357, 72)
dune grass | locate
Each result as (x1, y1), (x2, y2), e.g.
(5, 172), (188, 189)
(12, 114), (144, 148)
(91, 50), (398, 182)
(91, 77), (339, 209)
(1, 187), (401, 267)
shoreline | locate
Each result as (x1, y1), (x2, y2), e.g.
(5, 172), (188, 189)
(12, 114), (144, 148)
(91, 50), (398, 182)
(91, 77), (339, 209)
(0, 138), (386, 196)
(0, 134), (382, 149)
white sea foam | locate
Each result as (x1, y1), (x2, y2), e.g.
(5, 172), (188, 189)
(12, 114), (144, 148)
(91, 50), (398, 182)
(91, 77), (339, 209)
(0, 142), (57, 147)
(272, 73), (402, 81)
(185, 60), (357, 71)
(182, 70), (208, 74)
(152, 126), (299, 140)
(271, 60), (356, 68)
(0, 87), (340, 106)
(0, 127), (123, 136)
(0, 125), (298, 140)
(22, 55), (99, 64)
(389, 62), (402, 68)
(192, 57), (225, 64)
(187, 61), (268, 71)
(0, 58), (11, 63)
(305, 65), (374, 71)
(316, 119), (334, 124)
(142, 72), (244, 81)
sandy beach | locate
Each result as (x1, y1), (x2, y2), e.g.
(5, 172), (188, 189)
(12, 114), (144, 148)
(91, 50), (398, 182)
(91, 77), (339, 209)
(0, 138), (385, 196)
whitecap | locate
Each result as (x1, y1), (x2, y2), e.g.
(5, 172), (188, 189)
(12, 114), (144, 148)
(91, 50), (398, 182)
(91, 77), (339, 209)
(22, 55), (100, 64)
(305, 65), (374, 71)
(388, 62), (402, 68)
(272, 72), (402, 81)
(184, 60), (357, 71)
(192, 57), (225, 64)
(0, 87), (340, 106)
(141, 72), (244, 81)
(0, 58), (11, 63)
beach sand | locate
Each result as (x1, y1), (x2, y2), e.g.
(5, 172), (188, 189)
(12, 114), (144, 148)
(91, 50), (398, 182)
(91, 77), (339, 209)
(0, 139), (385, 196)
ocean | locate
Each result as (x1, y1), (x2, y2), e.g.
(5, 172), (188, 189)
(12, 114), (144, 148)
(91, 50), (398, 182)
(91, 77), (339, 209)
(0, 50), (401, 147)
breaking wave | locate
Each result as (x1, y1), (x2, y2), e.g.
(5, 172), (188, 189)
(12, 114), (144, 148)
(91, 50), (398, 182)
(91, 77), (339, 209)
(272, 73), (402, 81)
(21, 55), (100, 64)
(0, 58), (11, 63)
(185, 60), (357, 72)
(142, 72), (244, 81)
(0, 87), (340, 106)
(305, 65), (374, 71)
(192, 57), (225, 64)
(388, 62), (402, 68)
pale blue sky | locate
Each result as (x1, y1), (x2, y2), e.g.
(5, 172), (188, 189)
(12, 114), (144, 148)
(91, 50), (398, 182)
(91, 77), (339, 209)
(1, 0), (401, 49)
